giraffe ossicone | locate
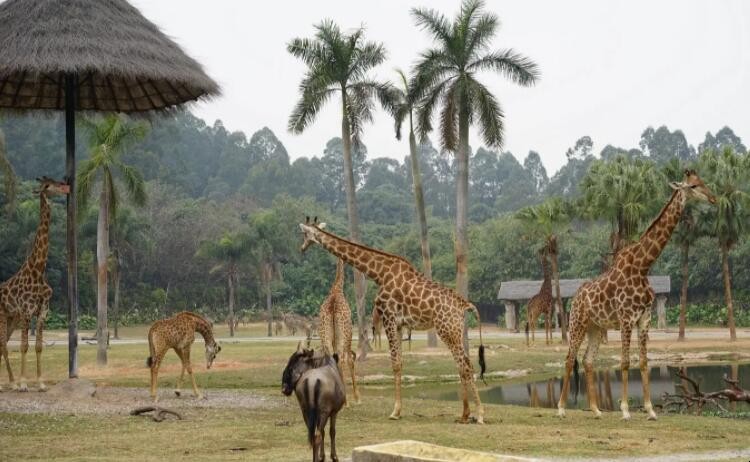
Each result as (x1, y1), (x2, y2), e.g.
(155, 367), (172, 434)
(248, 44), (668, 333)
(299, 221), (486, 424)
(557, 170), (715, 421)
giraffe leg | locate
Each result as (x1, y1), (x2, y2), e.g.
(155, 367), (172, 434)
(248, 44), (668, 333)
(348, 349), (360, 404)
(557, 307), (586, 418)
(619, 324), (633, 420)
(174, 348), (187, 397)
(183, 348), (202, 399)
(638, 313), (657, 420)
(35, 315), (46, 391)
(149, 352), (164, 402)
(18, 318), (29, 392)
(438, 320), (484, 424)
(383, 319), (403, 420)
(546, 313), (552, 345)
(583, 326), (602, 418)
(0, 317), (12, 391)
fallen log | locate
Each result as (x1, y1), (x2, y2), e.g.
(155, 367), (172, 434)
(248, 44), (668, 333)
(130, 406), (183, 422)
(662, 367), (750, 414)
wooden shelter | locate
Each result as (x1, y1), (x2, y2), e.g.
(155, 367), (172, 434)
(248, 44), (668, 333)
(497, 276), (671, 332)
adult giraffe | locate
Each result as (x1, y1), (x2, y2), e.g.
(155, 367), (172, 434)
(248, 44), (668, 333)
(558, 170), (715, 420)
(0, 177), (69, 391)
(300, 218), (486, 423)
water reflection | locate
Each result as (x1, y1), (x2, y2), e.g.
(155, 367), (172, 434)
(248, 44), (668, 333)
(431, 363), (750, 411)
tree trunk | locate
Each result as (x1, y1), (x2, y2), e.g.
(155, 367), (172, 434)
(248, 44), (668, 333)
(456, 102), (470, 353)
(112, 254), (121, 340)
(408, 124), (437, 347)
(721, 244), (737, 341)
(96, 185), (109, 366)
(227, 268), (235, 337)
(265, 263), (273, 337)
(549, 236), (567, 343)
(341, 89), (370, 358)
(678, 242), (689, 341)
(265, 264), (273, 337)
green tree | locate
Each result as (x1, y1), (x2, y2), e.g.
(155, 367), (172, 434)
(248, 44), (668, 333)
(700, 147), (750, 341)
(109, 207), (150, 339)
(0, 129), (18, 215)
(77, 114), (148, 365)
(197, 232), (253, 337)
(287, 20), (396, 355)
(579, 156), (665, 258)
(410, 0), (539, 309)
(516, 197), (573, 342)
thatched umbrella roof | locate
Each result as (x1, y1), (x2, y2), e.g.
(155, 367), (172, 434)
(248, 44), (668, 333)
(0, 0), (219, 378)
(0, 0), (220, 111)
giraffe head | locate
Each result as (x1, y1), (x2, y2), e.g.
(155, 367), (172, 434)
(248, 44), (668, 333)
(205, 341), (221, 369)
(35, 176), (70, 200)
(669, 169), (716, 205)
(299, 216), (326, 252)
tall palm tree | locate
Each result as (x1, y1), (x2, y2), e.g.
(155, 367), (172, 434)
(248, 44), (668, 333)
(700, 146), (749, 341)
(288, 20), (396, 356)
(197, 232), (253, 337)
(77, 114), (148, 365)
(516, 197), (572, 343)
(0, 129), (17, 214)
(410, 0), (539, 308)
(393, 68), (437, 347)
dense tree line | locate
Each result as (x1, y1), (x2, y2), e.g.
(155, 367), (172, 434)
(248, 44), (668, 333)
(1, 110), (748, 334)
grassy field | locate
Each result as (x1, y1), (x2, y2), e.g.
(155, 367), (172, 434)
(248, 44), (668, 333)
(1, 324), (749, 461)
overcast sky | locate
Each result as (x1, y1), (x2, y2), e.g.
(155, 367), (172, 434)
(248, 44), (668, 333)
(131, 0), (750, 175)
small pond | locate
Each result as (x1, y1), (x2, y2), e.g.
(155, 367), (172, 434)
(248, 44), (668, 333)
(392, 362), (750, 411)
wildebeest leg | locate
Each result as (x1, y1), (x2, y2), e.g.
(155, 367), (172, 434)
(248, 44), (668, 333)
(329, 413), (338, 462)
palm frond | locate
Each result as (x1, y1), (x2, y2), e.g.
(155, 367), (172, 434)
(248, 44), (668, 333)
(411, 6), (453, 48)
(349, 41), (387, 81)
(467, 49), (540, 86)
(118, 162), (147, 208)
(288, 72), (337, 134)
(414, 76), (455, 141)
(465, 10), (499, 54)
(438, 80), (459, 152)
(75, 158), (100, 215)
(468, 77), (504, 148)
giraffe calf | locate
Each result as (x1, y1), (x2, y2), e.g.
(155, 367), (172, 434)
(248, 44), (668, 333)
(146, 312), (220, 402)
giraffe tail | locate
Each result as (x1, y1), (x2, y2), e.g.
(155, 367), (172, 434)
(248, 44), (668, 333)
(145, 329), (155, 368)
(469, 304), (486, 383)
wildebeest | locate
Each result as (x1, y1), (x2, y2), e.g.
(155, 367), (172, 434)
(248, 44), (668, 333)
(281, 343), (345, 462)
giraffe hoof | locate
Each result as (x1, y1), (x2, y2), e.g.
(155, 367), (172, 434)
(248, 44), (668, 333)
(174, 390), (181, 397)
(647, 414), (658, 421)
(592, 409), (602, 419)
(18, 383), (28, 392)
(475, 416), (485, 425)
(557, 408), (566, 418)
(621, 414), (631, 421)
(38, 383), (47, 392)
(388, 413), (401, 420)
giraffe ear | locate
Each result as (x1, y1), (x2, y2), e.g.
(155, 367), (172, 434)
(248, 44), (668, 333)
(296, 341), (303, 353)
(318, 222), (327, 229)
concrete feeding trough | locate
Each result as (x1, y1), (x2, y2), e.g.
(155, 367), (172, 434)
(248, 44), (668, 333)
(352, 440), (542, 462)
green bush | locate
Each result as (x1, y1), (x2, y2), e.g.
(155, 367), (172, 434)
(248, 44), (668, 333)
(666, 302), (750, 327)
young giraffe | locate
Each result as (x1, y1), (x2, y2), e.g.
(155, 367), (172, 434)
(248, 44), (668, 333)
(318, 258), (360, 405)
(146, 311), (221, 401)
(0, 177), (69, 391)
(558, 170), (715, 420)
(300, 218), (486, 423)
(525, 247), (553, 346)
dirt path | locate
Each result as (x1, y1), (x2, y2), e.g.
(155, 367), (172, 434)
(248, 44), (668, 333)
(0, 380), (279, 416)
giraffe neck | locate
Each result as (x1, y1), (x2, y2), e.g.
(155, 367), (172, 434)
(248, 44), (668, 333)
(193, 316), (216, 346)
(332, 259), (345, 291)
(315, 230), (409, 285)
(26, 193), (51, 274)
(632, 188), (686, 271)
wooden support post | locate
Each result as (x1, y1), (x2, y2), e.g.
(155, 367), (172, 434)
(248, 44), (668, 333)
(656, 295), (667, 331)
(503, 301), (517, 332)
